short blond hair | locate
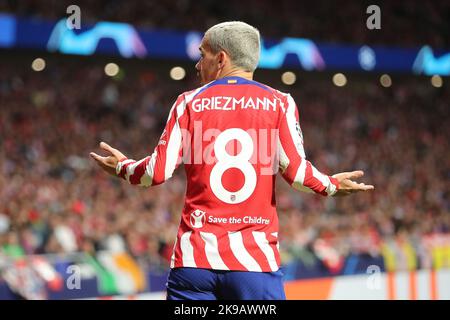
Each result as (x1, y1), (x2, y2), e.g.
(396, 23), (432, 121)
(205, 21), (260, 72)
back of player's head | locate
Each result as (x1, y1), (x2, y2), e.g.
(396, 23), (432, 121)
(204, 21), (260, 73)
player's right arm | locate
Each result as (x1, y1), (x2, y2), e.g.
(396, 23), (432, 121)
(277, 94), (374, 196)
(90, 94), (186, 186)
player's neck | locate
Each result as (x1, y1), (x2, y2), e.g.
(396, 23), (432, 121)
(218, 68), (253, 81)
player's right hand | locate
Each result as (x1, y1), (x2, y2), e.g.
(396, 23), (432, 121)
(331, 170), (374, 196)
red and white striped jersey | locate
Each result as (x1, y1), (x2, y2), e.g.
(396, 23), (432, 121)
(116, 76), (339, 272)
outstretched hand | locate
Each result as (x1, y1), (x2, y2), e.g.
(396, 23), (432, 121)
(90, 142), (127, 176)
(332, 170), (374, 196)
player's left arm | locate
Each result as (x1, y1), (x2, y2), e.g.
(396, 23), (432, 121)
(90, 95), (186, 186)
(277, 94), (339, 196)
(277, 94), (373, 196)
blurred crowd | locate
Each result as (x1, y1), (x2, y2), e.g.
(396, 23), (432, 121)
(1, 0), (449, 48)
(0, 56), (449, 278)
(278, 75), (450, 275)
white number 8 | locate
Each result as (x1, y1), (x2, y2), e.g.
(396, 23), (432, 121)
(210, 128), (256, 204)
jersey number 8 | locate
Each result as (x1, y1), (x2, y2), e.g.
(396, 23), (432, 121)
(210, 128), (257, 204)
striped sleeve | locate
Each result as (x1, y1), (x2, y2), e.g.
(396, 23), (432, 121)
(115, 94), (186, 186)
(278, 94), (339, 196)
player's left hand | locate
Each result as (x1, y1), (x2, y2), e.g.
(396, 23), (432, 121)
(90, 142), (127, 176)
(331, 170), (374, 196)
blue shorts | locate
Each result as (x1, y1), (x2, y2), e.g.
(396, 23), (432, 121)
(166, 267), (286, 300)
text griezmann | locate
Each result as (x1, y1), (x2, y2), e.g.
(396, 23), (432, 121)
(191, 96), (282, 113)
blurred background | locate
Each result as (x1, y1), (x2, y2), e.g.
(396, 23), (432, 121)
(0, 0), (449, 300)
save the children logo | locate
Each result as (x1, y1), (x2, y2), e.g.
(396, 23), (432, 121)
(190, 209), (207, 228)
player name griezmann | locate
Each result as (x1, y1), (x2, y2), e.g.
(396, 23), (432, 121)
(191, 96), (279, 112)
